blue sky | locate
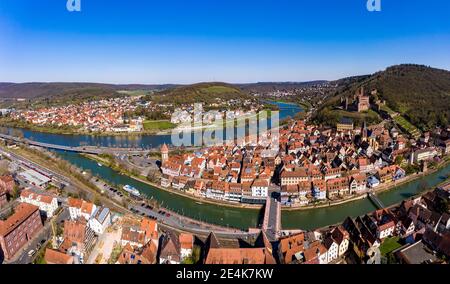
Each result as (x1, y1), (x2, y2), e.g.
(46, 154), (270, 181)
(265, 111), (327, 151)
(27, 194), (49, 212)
(0, 0), (449, 84)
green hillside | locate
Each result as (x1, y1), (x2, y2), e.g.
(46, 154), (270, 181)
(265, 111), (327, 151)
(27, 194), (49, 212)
(315, 64), (450, 130)
(151, 82), (251, 105)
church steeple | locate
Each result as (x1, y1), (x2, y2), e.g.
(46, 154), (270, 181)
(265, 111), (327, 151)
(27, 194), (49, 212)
(361, 121), (368, 141)
(161, 143), (169, 163)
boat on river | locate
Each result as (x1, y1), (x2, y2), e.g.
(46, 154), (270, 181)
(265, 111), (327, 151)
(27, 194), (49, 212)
(123, 185), (141, 197)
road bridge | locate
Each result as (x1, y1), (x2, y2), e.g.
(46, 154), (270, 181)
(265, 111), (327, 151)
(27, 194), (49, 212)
(367, 192), (385, 209)
(0, 133), (152, 155)
(262, 192), (281, 241)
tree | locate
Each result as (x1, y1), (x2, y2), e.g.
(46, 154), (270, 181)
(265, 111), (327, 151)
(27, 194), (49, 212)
(394, 156), (404, 166)
(435, 198), (449, 214)
(0, 160), (10, 176)
(182, 246), (201, 264)
(10, 185), (20, 199)
(93, 194), (102, 206)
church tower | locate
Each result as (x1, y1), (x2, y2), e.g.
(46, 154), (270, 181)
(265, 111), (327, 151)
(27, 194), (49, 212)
(361, 121), (368, 141)
(161, 143), (169, 163)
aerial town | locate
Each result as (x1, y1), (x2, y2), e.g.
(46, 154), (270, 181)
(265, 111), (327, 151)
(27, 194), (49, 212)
(0, 84), (449, 265)
(6, 95), (264, 134)
(1, 1), (449, 279)
(159, 90), (449, 208)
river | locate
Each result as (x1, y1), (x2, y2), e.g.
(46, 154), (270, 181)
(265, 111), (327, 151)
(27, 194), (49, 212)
(3, 101), (450, 230)
(3, 101), (302, 149)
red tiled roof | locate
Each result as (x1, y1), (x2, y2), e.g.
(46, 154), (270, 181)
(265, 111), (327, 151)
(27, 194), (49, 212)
(44, 249), (74, 264)
(0, 203), (40, 236)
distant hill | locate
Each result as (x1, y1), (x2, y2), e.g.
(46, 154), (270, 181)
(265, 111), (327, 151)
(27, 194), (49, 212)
(239, 81), (329, 93)
(0, 82), (176, 100)
(151, 82), (251, 105)
(315, 64), (450, 130)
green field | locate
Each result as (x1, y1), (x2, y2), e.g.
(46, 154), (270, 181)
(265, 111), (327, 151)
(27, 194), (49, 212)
(143, 120), (176, 131)
(201, 85), (240, 95)
(334, 109), (382, 125)
(380, 236), (403, 256)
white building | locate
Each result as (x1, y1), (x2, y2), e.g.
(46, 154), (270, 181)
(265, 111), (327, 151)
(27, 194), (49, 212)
(331, 227), (350, 257)
(412, 147), (438, 164)
(88, 207), (111, 235)
(251, 180), (269, 198)
(68, 198), (97, 221)
(349, 174), (367, 194)
(20, 189), (58, 218)
(324, 237), (339, 263)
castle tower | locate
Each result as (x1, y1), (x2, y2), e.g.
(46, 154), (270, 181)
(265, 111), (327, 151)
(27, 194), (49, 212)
(161, 143), (169, 163)
(357, 87), (370, 112)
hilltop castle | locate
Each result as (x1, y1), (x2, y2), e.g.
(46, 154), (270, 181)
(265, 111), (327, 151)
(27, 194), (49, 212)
(341, 87), (372, 113)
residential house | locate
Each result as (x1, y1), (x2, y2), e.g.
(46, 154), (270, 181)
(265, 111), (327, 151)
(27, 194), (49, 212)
(281, 185), (299, 205)
(349, 174), (367, 194)
(20, 189), (59, 218)
(303, 241), (328, 264)
(88, 207), (111, 235)
(326, 177), (349, 198)
(203, 232), (276, 264)
(278, 233), (305, 264)
(312, 180), (327, 200)
(121, 217), (158, 248)
(226, 183), (242, 202)
(116, 242), (158, 264)
(61, 219), (96, 264)
(44, 248), (75, 264)
(251, 179), (269, 198)
(159, 231), (182, 264)
(324, 237), (339, 263)
(331, 226), (350, 257)
(68, 198), (97, 221)
(179, 233), (194, 261)
(280, 168), (308, 186)
(367, 176), (380, 188)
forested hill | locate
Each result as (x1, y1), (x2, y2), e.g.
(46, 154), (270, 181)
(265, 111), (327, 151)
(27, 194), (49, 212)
(150, 82), (251, 105)
(316, 64), (450, 130)
(0, 82), (175, 99)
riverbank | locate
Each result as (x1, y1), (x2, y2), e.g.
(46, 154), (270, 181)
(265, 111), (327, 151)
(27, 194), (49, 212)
(82, 153), (265, 210)
(0, 118), (175, 137)
(83, 152), (450, 213)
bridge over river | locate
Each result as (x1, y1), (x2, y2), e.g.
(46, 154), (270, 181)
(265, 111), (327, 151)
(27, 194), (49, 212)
(0, 133), (152, 155)
(367, 192), (385, 209)
(262, 192), (282, 241)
